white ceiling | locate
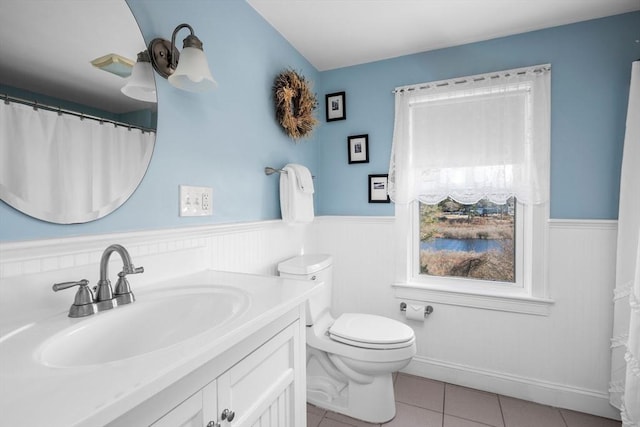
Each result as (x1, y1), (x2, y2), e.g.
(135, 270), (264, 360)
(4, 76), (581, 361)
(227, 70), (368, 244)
(1, 0), (636, 112)
(247, 0), (640, 71)
(0, 0), (150, 114)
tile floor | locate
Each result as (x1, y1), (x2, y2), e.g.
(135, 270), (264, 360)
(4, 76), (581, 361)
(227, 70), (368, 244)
(306, 373), (622, 427)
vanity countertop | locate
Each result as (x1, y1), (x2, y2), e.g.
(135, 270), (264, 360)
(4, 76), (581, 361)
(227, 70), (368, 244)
(0, 270), (320, 427)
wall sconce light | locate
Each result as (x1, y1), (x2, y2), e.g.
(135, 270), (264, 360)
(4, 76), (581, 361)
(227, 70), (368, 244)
(148, 23), (217, 93)
(121, 50), (157, 103)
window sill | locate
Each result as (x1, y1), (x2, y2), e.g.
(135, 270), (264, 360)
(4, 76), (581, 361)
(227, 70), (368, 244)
(392, 282), (554, 316)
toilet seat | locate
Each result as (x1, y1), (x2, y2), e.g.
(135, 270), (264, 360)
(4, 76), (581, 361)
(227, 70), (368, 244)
(329, 313), (415, 350)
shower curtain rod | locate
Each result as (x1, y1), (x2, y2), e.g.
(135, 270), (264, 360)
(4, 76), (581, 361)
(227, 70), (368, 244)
(2, 93), (156, 134)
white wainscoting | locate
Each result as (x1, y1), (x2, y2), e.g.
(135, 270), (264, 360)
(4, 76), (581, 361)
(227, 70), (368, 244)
(0, 216), (620, 419)
(310, 216), (620, 420)
(0, 221), (308, 332)
(309, 216), (398, 319)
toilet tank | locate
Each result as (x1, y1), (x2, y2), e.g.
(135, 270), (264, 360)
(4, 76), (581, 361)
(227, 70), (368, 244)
(277, 254), (332, 326)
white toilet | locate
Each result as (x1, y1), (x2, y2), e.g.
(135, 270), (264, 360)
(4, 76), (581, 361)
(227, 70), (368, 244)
(278, 254), (416, 423)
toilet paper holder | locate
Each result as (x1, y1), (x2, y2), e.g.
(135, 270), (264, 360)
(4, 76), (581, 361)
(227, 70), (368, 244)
(400, 302), (433, 317)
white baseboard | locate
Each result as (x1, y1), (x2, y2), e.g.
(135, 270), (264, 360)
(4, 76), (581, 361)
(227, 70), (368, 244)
(402, 355), (621, 421)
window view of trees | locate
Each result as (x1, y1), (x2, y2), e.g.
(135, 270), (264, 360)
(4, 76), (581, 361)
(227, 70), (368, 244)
(419, 197), (515, 282)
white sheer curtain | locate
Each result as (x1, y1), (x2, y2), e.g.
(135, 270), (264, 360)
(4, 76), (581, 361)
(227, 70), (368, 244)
(0, 101), (154, 223)
(610, 60), (640, 426)
(388, 65), (550, 206)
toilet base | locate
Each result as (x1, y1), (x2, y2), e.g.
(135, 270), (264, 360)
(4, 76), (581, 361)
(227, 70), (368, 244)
(307, 372), (396, 423)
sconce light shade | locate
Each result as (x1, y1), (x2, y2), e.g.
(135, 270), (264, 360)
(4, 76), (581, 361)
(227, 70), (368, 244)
(148, 23), (216, 93)
(121, 51), (157, 102)
(168, 46), (217, 92)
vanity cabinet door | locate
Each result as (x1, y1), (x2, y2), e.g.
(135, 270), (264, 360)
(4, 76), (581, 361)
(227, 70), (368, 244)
(216, 322), (301, 426)
(107, 310), (305, 427)
(151, 381), (217, 427)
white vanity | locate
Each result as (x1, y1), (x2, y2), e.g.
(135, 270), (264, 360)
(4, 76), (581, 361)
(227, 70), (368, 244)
(0, 269), (321, 427)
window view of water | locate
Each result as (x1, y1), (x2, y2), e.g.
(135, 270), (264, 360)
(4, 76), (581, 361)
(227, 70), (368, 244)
(420, 238), (504, 253)
(419, 197), (516, 283)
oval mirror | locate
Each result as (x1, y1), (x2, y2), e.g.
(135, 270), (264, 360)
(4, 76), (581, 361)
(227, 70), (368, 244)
(0, 0), (157, 224)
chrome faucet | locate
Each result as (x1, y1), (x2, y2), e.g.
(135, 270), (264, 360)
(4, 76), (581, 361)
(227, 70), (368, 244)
(95, 244), (144, 310)
(52, 244), (144, 317)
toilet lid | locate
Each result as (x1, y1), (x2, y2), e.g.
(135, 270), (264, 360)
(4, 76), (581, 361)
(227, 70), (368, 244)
(328, 313), (415, 350)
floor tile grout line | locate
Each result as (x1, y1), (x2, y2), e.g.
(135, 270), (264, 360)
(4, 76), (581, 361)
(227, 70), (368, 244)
(558, 407), (570, 427)
(497, 393), (506, 427)
(441, 381), (503, 427)
(441, 382), (446, 427)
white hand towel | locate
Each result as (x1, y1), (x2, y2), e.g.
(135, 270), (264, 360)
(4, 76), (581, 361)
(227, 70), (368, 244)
(279, 166), (293, 222)
(288, 163), (314, 194)
(280, 164), (314, 224)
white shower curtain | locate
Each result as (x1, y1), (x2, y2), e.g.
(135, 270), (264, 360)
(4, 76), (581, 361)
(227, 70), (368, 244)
(0, 101), (154, 223)
(610, 61), (640, 426)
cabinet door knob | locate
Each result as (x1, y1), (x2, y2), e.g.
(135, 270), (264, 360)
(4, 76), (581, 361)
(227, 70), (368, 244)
(221, 408), (235, 422)
(206, 422), (220, 427)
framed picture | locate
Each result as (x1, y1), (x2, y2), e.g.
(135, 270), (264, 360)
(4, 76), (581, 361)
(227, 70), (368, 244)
(347, 134), (369, 164)
(325, 91), (346, 122)
(368, 174), (390, 203)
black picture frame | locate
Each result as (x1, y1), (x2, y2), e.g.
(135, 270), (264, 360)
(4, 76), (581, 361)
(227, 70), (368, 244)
(347, 134), (369, 164)
(368, 174), (390, 203)
(325, 91), (346, 122)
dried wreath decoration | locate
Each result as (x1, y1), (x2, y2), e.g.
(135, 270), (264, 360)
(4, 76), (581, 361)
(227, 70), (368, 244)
(273, 69), (318, 140)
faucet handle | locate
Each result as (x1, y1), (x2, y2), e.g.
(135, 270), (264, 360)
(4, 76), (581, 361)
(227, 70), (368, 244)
(52, 279), (89, 292)
(52, 279), (98, 318)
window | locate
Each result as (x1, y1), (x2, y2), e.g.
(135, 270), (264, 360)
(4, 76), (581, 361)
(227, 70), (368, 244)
(419, 197), (515, 283)
(389, 65), (553, 314)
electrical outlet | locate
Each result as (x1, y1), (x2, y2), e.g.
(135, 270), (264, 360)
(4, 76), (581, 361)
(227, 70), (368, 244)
(179, 185), (212, 217)
(201, 191), (210, 212)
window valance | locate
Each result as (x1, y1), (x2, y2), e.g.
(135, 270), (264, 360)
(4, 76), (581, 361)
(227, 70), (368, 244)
(388, 65), (551, 205)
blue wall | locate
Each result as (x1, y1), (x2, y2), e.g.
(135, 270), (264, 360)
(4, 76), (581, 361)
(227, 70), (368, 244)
(1, 6), (638, 241)
(0, 0), (319, 241)
(316, 12), (640, 219)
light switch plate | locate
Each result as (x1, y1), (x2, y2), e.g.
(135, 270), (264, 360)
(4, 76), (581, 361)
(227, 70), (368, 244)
(179, 185), (212, 217)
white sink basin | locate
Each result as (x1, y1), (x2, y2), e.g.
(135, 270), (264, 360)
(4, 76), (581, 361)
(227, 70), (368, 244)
(36, 286), (250, 367)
